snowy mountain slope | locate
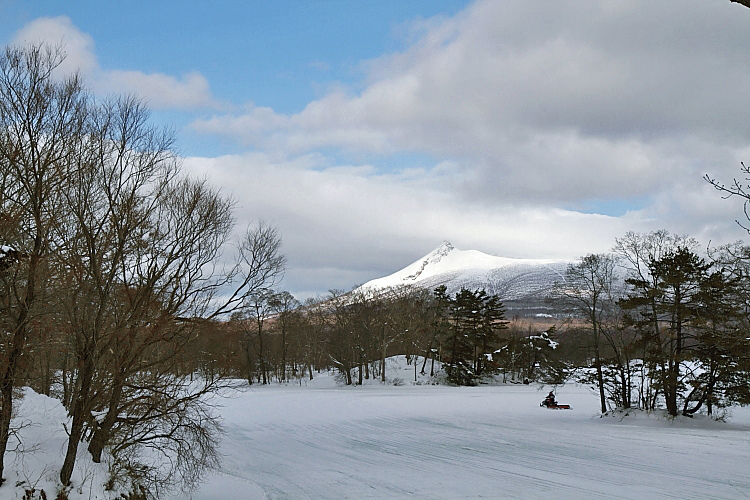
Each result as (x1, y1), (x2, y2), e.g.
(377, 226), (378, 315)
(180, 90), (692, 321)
(361, 241), (571, 304)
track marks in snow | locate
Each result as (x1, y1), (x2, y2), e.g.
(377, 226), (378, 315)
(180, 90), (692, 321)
(183, 384), (750, 499)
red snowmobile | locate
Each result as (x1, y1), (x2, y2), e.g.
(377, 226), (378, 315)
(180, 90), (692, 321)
(541, 392), (571, 410)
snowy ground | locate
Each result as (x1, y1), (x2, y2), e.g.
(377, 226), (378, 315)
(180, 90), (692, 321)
(2, 357), (750, 499)
(181, 358), (750, 500)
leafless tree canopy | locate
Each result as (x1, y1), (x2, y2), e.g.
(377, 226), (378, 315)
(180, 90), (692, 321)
(705, 162), (750, 233)
(0, 43), (88, 485)
(0, 44), (287, 495)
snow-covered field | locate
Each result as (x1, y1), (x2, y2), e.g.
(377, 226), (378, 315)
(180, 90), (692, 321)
(3, 357), (750, 499)
(185, 358), (750, 500)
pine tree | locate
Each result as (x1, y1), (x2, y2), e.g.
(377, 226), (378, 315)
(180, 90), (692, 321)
(442, 288), (507, 386)
(687, 265), (750, 414)
(620, 246), (717, 416)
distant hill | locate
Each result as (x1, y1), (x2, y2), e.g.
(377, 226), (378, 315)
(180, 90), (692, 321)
(360, 241), (573, 317)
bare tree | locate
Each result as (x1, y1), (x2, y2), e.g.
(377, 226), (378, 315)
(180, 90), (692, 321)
(52, 95), (277, 493)
(614, 231), (698, 412)
(705, 162), (750, 234)
(552, 254), (621, 413)
(0, 42), (289, 493)
(83, 169), (236, 466)
(268, 291), (300, 381)
(297, 296), (329, 381)
(0, 44), (87, 484)
(380, 286), (432, 382)
(212, 221), (286, 319)
(323, 290), (358, 385)
(236, 290), (277, 385)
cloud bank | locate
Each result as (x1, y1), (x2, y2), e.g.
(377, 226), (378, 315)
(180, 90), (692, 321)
(185, 0), (750, 295)
(192, 0), (750, 202)
(8, 2), (750, 297)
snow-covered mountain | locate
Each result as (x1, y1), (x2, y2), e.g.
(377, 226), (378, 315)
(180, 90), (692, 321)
(360, 241), (572, 313)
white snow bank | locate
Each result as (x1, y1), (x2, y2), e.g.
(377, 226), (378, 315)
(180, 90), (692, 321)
(0, 389), (115, 500)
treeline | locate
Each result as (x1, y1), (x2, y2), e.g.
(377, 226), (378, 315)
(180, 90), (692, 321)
(179, 285), (566, 389)
(181, 228), (750, 423)
(551, 231), (750, 417)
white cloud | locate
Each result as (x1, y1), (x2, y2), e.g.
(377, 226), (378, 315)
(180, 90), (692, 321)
(191, 0), (750, 207)
(11, 16), (221, 111)
(182, 152), (730, 297)
(12, 16), (97, 76)
(8, 5), (750, 297)
(186, 0), (750, 296)
(99, 70), (219, 110)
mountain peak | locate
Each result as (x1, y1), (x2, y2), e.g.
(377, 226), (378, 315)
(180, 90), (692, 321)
(359, 243), (572, 308)
(403, 241), (455, 281)
(432, 240), (455, 257)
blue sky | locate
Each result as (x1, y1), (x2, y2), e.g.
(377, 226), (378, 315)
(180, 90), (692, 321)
(3, 1), (750, 298)
(1, 0), (469, 155)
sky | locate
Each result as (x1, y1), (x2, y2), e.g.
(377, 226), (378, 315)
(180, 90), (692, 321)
(2, 0), (750, 299)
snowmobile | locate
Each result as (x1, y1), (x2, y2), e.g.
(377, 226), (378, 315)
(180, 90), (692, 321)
(540, 401), (571, 409)
(540, 393), (571, 409)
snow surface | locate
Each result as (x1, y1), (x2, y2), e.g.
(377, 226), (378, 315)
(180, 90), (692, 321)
(3, 357), (750, 499)
(360, 241), (571, 300)
(0, 388), (113, 499)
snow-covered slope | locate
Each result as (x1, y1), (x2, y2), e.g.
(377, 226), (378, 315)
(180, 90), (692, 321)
(361, 241), (571, 303)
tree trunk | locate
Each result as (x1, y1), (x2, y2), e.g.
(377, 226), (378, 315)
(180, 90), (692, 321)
(280, 329), (287, 382)
(88, 374), (124, 463)
(0, 377), (14, 483)
(258, 328), (267, 385)
(381, 348), (386, 383)
(60, 351), (95, 486)
(594, 330), (606, 413)
(0, 299), (33, 483)
(62, 353), (70, 408)
(43, 352), (52, 396)
(595, 360), (606, 413)
(245, 337), (254, 385)
(620, 366), (629, 409)
(706, 360), (716, 416)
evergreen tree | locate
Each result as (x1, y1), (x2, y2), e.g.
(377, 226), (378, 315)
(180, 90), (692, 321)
(445, 289), (479, 385)
(478, 293), (508, 376)
(443, 288), (507, 386)
(620, 245), (713, 416)
(688, 261), (750, 413)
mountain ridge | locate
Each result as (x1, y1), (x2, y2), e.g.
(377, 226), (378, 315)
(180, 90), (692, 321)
(360, 241), (573, 315)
